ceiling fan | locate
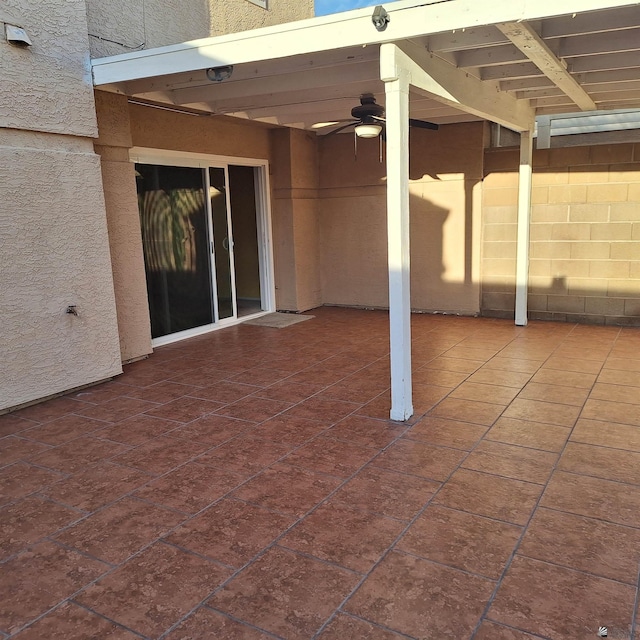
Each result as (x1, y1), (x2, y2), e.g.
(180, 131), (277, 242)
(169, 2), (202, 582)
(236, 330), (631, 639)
(313, 94), (439, 138)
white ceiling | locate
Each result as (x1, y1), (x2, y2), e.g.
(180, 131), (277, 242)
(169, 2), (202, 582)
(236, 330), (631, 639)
(92, 0), (640, 133)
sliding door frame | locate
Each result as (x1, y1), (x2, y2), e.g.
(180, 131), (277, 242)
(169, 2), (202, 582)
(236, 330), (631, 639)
(130, 147), (275, 346)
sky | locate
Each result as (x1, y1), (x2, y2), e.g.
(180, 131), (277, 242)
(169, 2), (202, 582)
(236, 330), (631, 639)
(315, 0), (397, 17)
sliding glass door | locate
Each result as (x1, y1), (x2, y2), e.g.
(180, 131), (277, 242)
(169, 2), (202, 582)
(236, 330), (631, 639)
(135, 157), (270, 343)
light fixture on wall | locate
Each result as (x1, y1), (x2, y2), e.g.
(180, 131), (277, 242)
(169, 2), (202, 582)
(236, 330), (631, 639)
(4, 23), (32, 46)
(354, 123), (382, 138)
(206, 65), (233, 82)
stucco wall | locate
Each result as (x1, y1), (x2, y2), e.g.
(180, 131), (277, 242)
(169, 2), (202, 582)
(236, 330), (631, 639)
(482, 143), (640, 325)
(86, 0), (313, 58)
(0, 131), (122, 410)
(318, 122), (484, 314)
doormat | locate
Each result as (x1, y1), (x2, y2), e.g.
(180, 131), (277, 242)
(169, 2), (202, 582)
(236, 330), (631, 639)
(244, 313), (315, 329)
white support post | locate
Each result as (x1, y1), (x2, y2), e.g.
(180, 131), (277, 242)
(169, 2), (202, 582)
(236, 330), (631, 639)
(383, 55), (413, 422)
(515, 129), (534, 326)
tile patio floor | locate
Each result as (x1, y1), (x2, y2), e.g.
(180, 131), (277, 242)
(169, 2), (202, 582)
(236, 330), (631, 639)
(1, 307), (640, 639)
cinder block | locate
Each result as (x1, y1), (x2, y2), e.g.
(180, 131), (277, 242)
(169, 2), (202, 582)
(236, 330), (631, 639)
(483, 188), (518, 207)
(533, 169), (568, 186)
(483, 241), (517, 260)
(610, 203), (640, 221)
(532, 187), (549, 204)
(590, 223), (633, 241)
(590, 144), (634, 164)
(610, 243), (639, 260)
(532, 149), (550, 168)
(484, 150), (519, 173)
(527, 293), (548, 311)
(568, 167), (609, 184)
(629, 183), (640, 201)
(633, 223), (640, 240)
(551, 223), (591, 241)
(529, 259), (551, 277)
(529, 275), (567, 294)
(483, 171), (518, 188)
(530, 241), (571, 259)
(547, 294), (586, 313)
(585, 297), (626, 316)
(530, 223), (553, 241)
(570, 241), (611, 260)
(482, 258), (516, 277)
(568, 277), (597, 296)
(481, 291), (515, 311)
(551, 259), (590, 278)
(548, 185), (587, 204)
(608, 163), (640, 183)
(631, 262), (640, 278)
(531, 204), (568, 223)
(624, 298), (640, 316)
(483, 223), (517, 242)
(483, 206), (518, 224)
(569, 204), (609, 223)
(608, 279), (640, 297)
(586, 184), (629, 203)
(549, 147), (591, 168)
(589, 261), (630, 279)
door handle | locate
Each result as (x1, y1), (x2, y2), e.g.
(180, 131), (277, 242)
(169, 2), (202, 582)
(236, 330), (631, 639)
(222, 237), (229, 251)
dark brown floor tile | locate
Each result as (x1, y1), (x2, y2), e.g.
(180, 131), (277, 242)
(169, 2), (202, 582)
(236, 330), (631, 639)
(280, 502), (404, 573)
(231, 463), (341, 517)
(145, 397), (223, 423)
(41, 462), (150, 511)
(1, 496), (82, 560)
(518, 381), (590, 407)
(488, 556), (634, 639)
(215, 397), (293, 423)
(22, 415), (107, 446)
(76, 542), (230, 638)
(252, 381), (324, 404)
(597, 368), (640, 388)
(541, 471), (640, 527)
(317, 613), (408, 639)
(373, 439), (465, 481)
(16, 397), (88, 423)
(282, 397), (361, 423)
(444, 345), (499, 361)
(486, 417), (571, 452)
(467, 368), (532, 389)
(197, 435), (290, 476)
(519, 507), (640, 585)
(283, 436), (376, 477)
(398, 505), (521, 579)
(134, 463), (244, 514)
(0, 541), (107, 634)
(164, 607), (272, 639)
(112, 436), (209, 476)
(324, 415), (404, 449)
(450, 382), (520, 406)
(590, 382), (640, 406)
(0, 462), (62, 507)
(170, 414), (255, 446)
(188, 380), (260, 404)
(543, 356), (603, 375)
(167, 498), (295, 568)
(474, 620), (553, 639)
(530, 367), (597, 389)
(96, 414), (177, 446)
(251, 415), (327, 446)
(0, 436), (51, 467)
(423, 356), (484, 373)
(604, 356), (640, 373)
(582, 398), (640, 428)
(434, 469), (543, 525)
(27, 437), (130, 474)
(228, 367), (291, 388)
(406, 416), (487, 450)
(429, 397), (504, 426)
(122, 380), (196, 404)
(483, 357), (541, 375)
(74, 397), (159, 423)
(55, 496), (185, 564)
(570, 418), (640, 452)
(502, 398), (580, 428)
(13, 602), (138, 639)
(209, 546), (359, 640)
(558, 442), (640, 485)
(332, 466), (439, 521)
(0, 413), (37, 438)
(315, 377), (386, 404)
(413, 368), (470, 388)
(463, 440), (558, 484)
(344, 551), (494, 639)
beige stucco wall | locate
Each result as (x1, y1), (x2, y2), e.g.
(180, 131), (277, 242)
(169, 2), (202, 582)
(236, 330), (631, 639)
(86, 0), (313, 58)
(1, 1), (122, 411)
(318, 122), (485, 314)
(482, 143), (640, 325)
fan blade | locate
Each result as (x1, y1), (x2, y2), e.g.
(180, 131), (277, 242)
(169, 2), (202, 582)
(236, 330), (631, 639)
(311, 119), (357, 129)
(323, 122), (359, 136)
(409, 118), (439, 131)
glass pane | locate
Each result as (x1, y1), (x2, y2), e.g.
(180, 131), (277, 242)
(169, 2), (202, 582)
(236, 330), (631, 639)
(209, 168), (234, 320)
(136, 164), (213, 338)
(228, 165), (263, 317)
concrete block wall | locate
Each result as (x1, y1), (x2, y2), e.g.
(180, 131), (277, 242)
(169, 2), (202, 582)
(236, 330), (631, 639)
(482, 143), (640, 325)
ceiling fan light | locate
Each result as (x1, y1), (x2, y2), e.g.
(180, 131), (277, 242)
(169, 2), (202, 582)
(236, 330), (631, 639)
(354, 123), (382, 138)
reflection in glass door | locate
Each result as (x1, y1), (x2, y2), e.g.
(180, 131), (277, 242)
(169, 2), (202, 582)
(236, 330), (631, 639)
(135, 159), (270, 343)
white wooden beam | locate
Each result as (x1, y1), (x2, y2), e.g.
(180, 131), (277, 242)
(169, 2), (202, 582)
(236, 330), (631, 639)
(388, 41), (535, 131)
(381, 45), (413, 422)
(92, 0), (640, 86)
(515, 129), (533, 326)
(496, 22), (597, 111)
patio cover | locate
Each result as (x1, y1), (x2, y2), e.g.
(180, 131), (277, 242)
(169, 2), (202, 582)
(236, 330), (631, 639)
(91, 0), (640, 420)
